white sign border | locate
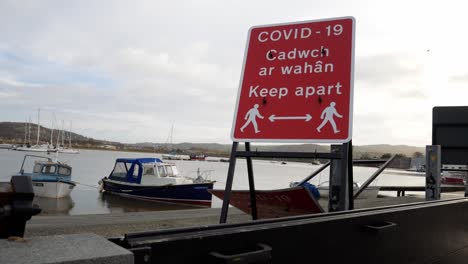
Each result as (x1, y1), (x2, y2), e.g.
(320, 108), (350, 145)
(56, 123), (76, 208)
(230, 16), (355, 143)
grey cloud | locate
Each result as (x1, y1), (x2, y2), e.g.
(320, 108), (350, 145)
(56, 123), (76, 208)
(449, 73), (468, 83)
(356, 53), (423, 85)
(1, 0), (462, 144)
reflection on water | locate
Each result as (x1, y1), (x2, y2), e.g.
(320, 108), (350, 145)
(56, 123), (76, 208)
(33, 196), (75, 216)
(34, 190), (200, 216)
(98, 192), (204, 213)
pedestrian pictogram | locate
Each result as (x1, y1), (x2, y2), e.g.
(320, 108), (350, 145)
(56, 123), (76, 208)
(316, 102), (343, 134)
(240, 104), (264, 133)
(231, 16), (355, 143)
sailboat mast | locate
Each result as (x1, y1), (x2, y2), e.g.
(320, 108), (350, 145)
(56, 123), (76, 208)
(28, 117), (31, 144)
(56, 123), (60, 148)
(50, 114), (55, 146)
(170, 124), (174, 150)
(36, 108), (40, 145)
(61, 120), (65, 147)
(24, 120), (27, 143)
(69, 121), (72, 148)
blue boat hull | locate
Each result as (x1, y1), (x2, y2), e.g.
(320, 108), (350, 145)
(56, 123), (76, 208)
(101, 179), (214, 207)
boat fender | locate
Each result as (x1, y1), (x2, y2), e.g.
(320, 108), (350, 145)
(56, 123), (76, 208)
(302, 182), (320, 199)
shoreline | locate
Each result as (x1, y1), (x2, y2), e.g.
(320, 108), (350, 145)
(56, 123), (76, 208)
(25, 208), (250, 238)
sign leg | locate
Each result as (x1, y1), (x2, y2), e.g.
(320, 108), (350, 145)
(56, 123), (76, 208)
(220, 142), (239, 224)
(245, 142), (258, 220)
(328, 144), (349, 212)
(425, 145), (441, 201)
(347, 140), (354, 210)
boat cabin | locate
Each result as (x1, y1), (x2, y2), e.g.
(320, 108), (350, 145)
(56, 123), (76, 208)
(32, 161), (72, 177)
(108, 158), (193, 186)
(16, 159), (72, 184)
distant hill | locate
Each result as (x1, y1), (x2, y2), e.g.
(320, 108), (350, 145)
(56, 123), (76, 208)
(0, 122), (117, 146)
(135, 142), (424, 158)
(0, 122), (424, 157)
(353, 144), (425, 158)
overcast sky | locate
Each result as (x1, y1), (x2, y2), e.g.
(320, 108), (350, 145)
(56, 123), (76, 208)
(1, 1), (466, 146)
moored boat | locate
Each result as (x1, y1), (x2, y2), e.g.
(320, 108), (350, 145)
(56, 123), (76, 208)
(15, 154), (75, 198)
(441, 165), (467, 185)
(209, 186), (323, 219)
(315, 181), (380, 199)
(0, 143), (13, 149)
(189, 154), (207, 161)
(99, 158), (215, 207)
(161, 153), (184, 160)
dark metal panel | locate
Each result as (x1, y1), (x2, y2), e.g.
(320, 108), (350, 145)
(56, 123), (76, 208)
(431, 246), (468, 264)
(434, 126), (468, 147)
(119, 199), (468, 264)
(433, 106), (468, 125)
(439, 147), (468, 165)
(432, 106), (468, 165)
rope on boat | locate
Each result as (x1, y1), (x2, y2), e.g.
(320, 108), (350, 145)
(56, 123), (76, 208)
(70, 181), (100, 189)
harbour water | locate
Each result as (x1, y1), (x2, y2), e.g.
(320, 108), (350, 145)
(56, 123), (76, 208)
(0, 148), (426, 216)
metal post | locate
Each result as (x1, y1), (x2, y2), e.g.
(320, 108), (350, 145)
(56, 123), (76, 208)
(425, 145), (441, 201)
(328, 144), (348, 212)
(347, 141), (354, 210)
(220, 142), (239, 223)
(465, 173), (468, 198)
(245, 142), (258, 220)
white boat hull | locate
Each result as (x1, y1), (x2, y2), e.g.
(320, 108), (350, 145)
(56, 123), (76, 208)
(58, 148), (80, 154)
(32, 181), (75, 198)
(15, 147), (53, 152)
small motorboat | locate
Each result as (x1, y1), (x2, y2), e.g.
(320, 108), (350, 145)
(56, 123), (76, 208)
(441, 165), (467, 186)
(99, 158), (215, 207)
(209, 186), (323, 219)
(15, 154), (75, 198)
(315, 181), (380, 199)
(189, 154), (207, 161)
(441, 176), (465, 185)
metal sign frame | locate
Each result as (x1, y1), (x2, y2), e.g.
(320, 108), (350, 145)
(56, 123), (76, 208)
(219, 141), (353, 223)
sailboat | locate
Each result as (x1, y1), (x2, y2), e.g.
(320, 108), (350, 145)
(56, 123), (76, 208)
(56, 121), (79, 154)
(15, 109), (53, 153)
(14, 110), (79, 154)
(11, 118), (32, 150)
(161, 124), (182, 160)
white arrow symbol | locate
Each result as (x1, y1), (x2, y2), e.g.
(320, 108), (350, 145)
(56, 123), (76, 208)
(269, 114), (312, 122)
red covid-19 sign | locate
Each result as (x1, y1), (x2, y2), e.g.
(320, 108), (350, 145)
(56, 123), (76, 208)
(231, 17), (355, 143)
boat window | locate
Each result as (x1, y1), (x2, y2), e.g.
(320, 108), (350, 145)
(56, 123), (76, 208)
(158, 165), (167, 177)
(165, 165), (174, 176)
(58, 166), (71, 176)
(33, 164), (42, 173)
(42, 165), (57, 174)
(111, 162), (128, 178)
(133, 164), (140, 178)
(143, 166), (156, 176)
